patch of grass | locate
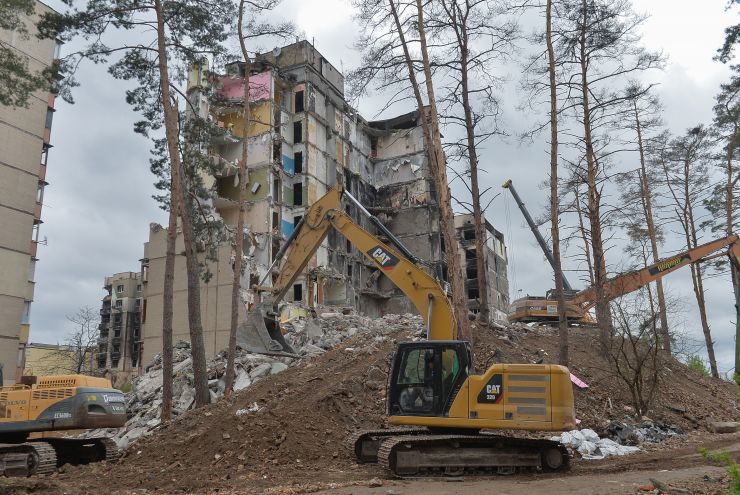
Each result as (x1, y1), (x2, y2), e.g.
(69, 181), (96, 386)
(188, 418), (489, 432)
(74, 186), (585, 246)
(700, 448), (740, 495)
(118, 381), (133, 393)
(687, 355), (711, 377)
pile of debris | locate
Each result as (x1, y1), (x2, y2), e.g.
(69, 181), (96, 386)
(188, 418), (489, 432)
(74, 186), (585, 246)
(84, 309), (424, 449)
(553, 428), (641, 460)
(606, 419), (682, 444)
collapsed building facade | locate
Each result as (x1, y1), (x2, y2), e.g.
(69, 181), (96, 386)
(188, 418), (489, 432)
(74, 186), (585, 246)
(454, 214), (509, 322)
(139, 41), (509, 365)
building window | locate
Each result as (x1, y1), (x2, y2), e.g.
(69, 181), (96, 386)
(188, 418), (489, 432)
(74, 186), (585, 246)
(27, 260), (36, 282)
(36, 182), (44, 203)
(294, 151), (303, 174)
(293, 215), (302, 227)
(21, 302), (31, 324)
(295, 90), (304, 112)
(293, 183), (303, 206)
(135, 298), (141, 309)
(293, 283), (303, 302)
(293, 121), (302, 143)
(45, 108), (54, 129)
(115, 300), (122, 309)
(116, 284), (124, 293)
(136, 284), (142, 293)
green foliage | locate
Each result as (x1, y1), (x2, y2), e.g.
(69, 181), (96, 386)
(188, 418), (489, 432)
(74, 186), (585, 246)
(734, 373), (740, 387)
(687, 355), (712, 377)
(700, 448), (740, 494)
(0, 0), (55, 108)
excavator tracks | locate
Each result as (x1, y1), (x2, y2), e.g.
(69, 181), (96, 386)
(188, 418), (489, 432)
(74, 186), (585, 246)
(0, 441), (57, 477)
(350, 428), (428, 463)
(377, 434), (570, 477)
(45, 437), (120, 467)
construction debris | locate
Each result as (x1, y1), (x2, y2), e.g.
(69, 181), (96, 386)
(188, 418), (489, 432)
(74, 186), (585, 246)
(553, 429), (641, 460)
(607, 420), (682, 444)
(82, 309), (424, 449)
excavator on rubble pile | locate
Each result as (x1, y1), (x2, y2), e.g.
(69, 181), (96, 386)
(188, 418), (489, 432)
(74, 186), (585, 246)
(0, 372), (125, 476)
(241, 184), (576, 476)
(503, 179), (740, 325)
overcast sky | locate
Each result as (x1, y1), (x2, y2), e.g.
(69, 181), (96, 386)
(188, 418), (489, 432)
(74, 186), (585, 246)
(32, 0), (739, 375)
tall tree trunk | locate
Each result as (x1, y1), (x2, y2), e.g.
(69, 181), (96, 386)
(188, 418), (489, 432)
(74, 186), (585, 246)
(634, 103), (670, 353)
(573, 184), (595, 285)
(415, 0), (471, 343)
(388, 0), (470, 344)
(546, 0), (569, 366)
(154, 0), (210, 406)
(457, 10), (489, 323)
(224, 0), (252, 399)
(160, 188), (177, 420)
(726, 130), (740, 376)
(682, 157), (719, 378)
(578, 0), (613, 353)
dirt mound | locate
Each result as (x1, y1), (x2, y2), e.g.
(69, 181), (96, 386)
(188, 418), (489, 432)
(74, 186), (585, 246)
(472, 323), (738, 433)
(31, 320), (739, 494)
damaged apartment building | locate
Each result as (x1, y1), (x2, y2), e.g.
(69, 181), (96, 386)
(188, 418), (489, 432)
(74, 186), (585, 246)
(139, 41), (509, 364)
(97, 272), (142, 385)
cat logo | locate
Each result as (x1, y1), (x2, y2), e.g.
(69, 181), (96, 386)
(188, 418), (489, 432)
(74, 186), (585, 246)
(367, 246), (399, 270)
(477, 374), (503, 404)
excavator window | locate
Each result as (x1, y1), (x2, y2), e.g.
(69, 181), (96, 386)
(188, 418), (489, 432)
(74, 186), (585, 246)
(389, 343), (469, 417)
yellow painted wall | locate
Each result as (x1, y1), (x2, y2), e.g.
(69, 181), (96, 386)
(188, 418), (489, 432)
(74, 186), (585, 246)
(24, 345), (93, 376)
(219, 102), (272, 138)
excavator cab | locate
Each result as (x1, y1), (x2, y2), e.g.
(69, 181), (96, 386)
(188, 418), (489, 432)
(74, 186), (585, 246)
(387, 341), (471, 418)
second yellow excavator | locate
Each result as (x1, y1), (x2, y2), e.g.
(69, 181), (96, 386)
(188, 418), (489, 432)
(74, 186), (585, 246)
(243, 185), (575, 476)
(503, 179), (740, 324)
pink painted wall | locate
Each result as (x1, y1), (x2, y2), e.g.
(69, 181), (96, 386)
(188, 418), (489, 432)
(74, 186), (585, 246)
(217, 71), (272, 101)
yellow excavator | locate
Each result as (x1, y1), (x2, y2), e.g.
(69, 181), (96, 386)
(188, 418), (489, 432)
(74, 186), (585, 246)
(0, 373), (126, 476)
(503, 179), (740, 324)
(245, 185), (575, 476)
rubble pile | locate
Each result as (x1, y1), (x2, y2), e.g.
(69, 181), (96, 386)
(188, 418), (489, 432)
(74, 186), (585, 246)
(553, 428), (641, 460)
(606, 419), (682, 444)
(85, 309), (424, 449)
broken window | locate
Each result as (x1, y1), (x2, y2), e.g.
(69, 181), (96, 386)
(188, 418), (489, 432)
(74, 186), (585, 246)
(346, 238), (352, 254)
(273, 175), (281, 202)
(347, 264), (352, 278)
(293, 121), (302, 143)
(295, 90), (304, 112)
(142, 299), (147, 323)
(463, 228), (475, 241)
(116, 284), (124, 293)
(465, 249), (476, 260)
(467, 286), (479, 300)
(293, 183), (303, 206)
(272, 211), (279, 229)
(294, 151), (303, 174)
(115, 300), (122, 309)
(293, 283), (303, 302)
(294, 215), (303, 227)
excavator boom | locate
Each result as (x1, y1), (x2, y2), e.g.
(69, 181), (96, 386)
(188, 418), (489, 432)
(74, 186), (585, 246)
(238, 184), (457, 353)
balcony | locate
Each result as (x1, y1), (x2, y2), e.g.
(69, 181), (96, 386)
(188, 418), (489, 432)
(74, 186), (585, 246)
(30, 240), (38, 258)
(100, 307), (111, 316)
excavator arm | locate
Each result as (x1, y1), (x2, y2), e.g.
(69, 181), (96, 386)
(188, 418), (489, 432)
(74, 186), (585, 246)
(573, 234), (740, 311)
(240, 184), (457, 353)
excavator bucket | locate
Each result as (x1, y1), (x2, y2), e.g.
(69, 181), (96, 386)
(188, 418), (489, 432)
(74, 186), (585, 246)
(236, 302), (296, 355)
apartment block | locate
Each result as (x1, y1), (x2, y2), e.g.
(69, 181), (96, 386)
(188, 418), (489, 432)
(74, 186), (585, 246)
(0, 1), (60, 385)
(97, 272), (142, 385)
(454, 214), (509, 323)
(139, 41), (491, 364)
